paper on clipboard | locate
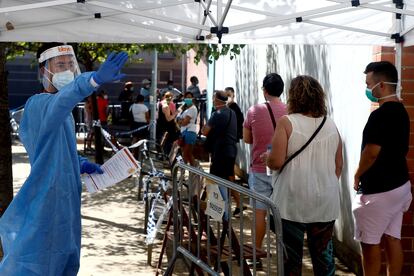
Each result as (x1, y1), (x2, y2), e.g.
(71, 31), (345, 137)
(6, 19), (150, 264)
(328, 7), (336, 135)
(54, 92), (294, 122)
(82, 147), (140, 193)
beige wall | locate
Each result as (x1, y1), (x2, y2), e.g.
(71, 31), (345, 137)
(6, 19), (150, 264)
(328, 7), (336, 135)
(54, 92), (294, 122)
(185, 50), (208, 93)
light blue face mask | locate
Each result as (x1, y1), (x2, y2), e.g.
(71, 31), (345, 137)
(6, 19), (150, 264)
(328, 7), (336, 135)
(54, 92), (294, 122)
(52, 70), (74, 90)
(184, 98), (193, 106)
(44, 67), (74, 91)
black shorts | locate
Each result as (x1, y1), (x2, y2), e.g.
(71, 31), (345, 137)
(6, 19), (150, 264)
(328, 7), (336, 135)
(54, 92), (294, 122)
(210, 156), (236, 180)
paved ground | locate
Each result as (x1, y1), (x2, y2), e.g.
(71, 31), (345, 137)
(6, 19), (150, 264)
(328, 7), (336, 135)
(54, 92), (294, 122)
(10, 140), (355, 275)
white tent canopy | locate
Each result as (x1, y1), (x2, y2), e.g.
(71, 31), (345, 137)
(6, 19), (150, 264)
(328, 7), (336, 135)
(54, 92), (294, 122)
(0, 0), (412, 46)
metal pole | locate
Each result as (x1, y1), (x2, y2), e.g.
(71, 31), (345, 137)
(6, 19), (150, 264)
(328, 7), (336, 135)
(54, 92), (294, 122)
(206, 51), (215, 120)
(218, 0), (233, 29)
(181, 53), (186, 93)
(395, 1), (403, 99)
(150, 50), (158, 142)
(217, 0), (222, 31)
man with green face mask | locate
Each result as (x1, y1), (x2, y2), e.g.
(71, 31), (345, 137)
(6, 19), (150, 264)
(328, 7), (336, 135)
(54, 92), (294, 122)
(353, 61), (411, 276)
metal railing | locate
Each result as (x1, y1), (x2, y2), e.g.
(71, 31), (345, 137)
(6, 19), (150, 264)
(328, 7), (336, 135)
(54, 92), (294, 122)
(163, 162), (285, 276)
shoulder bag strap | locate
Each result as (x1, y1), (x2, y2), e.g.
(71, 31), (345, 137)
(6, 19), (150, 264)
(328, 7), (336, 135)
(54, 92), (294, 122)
(279, 116), (327, 173)
(265, 102), (276, 129)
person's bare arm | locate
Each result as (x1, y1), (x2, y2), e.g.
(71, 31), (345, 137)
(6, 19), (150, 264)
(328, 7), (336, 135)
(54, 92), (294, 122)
(145, 111), (150, 123)
(335, 133), (343, 179)
(243, 127), (253, 144)
(180, 115), (192, 127)
(162, 105), (176, 121)
(267, 116), (290, 170)
(354, 143), (381, 190)
(201, 124), (211, 136)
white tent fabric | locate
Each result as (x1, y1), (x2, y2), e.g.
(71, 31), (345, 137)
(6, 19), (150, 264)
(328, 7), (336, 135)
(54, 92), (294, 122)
(0, 0), (412, 46)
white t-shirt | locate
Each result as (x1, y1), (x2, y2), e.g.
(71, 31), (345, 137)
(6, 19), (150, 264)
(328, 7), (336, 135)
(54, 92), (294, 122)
(129, 103), (148, 123)
(271, 114), (340, 223)
(180, 105), (198, 133)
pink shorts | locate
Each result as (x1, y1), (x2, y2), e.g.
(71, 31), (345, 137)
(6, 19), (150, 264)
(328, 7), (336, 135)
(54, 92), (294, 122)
(352, 181), (412, 245)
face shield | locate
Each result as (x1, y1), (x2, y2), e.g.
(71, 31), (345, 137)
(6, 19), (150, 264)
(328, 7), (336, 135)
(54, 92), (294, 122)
(38, 45), (81, 92)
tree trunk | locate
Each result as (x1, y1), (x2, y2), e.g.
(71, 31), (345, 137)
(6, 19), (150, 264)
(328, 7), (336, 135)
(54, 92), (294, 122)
(0, 42), (13, 217)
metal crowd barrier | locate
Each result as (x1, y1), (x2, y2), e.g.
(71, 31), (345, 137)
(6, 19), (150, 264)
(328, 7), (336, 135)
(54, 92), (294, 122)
(163, 162), (285, 276)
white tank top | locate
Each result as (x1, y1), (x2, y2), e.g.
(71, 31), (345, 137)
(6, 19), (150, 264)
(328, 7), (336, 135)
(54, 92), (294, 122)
(271, 114), (340, 223)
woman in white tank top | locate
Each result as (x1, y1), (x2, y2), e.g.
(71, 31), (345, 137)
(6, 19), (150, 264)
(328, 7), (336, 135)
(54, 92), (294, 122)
(266, 75), (343, 276)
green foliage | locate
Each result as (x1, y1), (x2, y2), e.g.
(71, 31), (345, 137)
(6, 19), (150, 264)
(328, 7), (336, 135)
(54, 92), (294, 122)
(3, 42), (245, 68)
(140, 43), (245, 64)
(5, 42), (41, 61)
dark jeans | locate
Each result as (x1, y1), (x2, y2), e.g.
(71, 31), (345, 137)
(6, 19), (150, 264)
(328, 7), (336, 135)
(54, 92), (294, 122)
(282, 219), (335, 276)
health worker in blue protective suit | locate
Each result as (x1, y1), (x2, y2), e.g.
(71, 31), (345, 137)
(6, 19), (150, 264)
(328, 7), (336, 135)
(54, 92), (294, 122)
(0, 43), (129, 276)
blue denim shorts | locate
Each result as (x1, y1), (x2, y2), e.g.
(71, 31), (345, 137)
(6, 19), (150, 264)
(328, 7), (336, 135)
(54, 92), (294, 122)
(183, 130), (197, 145)
(248, 172), (273, 210)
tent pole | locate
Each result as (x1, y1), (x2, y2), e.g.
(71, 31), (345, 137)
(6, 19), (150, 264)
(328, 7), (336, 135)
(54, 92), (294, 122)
(217, 0), (222, 31)
(229, 0), (381, 34)
(150, 50), (158, 142)
(181, 53), (186, 94)
(0, 0), (75, 14)
(199, 0), (217, 27)
(395, 1), (403, 99)
(196, 0), (215, 39)
(218, 0), (233, 30)
(396, 44), (402, 98)
(206, 47), (216, 120)
(306, 20), (389, 37)
(89, 1), (209, 31)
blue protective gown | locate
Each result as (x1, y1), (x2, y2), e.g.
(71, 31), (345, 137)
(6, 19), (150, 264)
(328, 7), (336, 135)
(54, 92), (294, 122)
(0, 72), (95, 275)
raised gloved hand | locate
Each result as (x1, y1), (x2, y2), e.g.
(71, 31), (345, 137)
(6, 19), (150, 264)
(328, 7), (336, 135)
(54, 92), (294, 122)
(92, 51), (128, 85)
(80, 160), (104, 174)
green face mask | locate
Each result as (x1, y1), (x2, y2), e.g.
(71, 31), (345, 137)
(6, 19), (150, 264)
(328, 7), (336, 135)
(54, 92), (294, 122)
(184, 98), (193, 106)
(365, 87), (378, 102)
(365, 82), (397, 102)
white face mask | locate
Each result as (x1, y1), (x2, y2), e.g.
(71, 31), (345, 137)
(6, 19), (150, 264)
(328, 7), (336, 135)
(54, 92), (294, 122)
(44, 67), (74, 91)
(52, 70), (74, 90)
